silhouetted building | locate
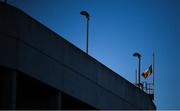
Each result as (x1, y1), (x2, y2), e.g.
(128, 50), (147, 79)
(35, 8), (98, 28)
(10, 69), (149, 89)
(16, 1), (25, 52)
(0, 2), (156, 110)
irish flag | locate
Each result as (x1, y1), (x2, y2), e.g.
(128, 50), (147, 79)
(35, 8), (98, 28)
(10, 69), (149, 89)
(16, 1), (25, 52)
(142, 65), (153, 79)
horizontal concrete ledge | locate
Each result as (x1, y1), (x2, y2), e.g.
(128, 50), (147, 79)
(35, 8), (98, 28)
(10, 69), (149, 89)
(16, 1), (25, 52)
(0, 2), (156, 110)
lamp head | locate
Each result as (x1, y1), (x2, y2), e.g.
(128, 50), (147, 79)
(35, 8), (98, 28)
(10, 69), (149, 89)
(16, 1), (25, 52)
(80, 11), (90, 19)
(133, 52), (141, 58)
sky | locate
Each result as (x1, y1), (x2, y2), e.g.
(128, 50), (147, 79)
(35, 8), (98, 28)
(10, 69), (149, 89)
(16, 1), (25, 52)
(7, 0), (180, 109)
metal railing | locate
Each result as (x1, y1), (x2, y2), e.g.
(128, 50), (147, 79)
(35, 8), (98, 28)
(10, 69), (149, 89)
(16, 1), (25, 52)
(134, 82), (154, 100)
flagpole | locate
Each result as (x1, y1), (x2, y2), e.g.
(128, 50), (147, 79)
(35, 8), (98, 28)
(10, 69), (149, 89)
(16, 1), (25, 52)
(152, 53), (155, 95)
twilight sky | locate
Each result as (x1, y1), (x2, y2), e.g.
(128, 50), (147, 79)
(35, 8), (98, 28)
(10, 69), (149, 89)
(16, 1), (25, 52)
(8, 0), (180, 109)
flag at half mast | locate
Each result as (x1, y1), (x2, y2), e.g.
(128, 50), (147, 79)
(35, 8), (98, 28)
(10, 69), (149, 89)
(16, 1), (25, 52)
(142, 65), (153, 79)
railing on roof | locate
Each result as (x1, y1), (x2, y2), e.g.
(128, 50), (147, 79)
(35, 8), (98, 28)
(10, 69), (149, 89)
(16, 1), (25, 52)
(134, 82), (154, 100)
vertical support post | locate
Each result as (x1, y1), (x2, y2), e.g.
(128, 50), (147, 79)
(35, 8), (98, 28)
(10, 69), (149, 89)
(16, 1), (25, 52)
(152, 53), (155, 95)
(135, 69), (137, 85)
(145, 82), (147, 93)
(86, 17), (89, 54)
(11, 71), (17, 110)
(80, 11), (90, 54)
(0, 69), (17, 110)
(133, 52), (141, 88)
(57, 93), (62, 110)
(148, 84), (150, 94)
(138, 56), (141, 87)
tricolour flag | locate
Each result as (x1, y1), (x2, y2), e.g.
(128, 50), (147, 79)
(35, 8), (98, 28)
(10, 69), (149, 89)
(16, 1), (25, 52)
(142, 65), (153, 79)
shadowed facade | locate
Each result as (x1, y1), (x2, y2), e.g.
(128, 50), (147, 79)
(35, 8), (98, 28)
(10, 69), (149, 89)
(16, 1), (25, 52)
(0, 2), (156, 110)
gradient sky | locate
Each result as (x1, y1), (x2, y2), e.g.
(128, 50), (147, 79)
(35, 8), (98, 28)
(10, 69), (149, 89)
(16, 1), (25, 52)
(8, 0), (180, 109)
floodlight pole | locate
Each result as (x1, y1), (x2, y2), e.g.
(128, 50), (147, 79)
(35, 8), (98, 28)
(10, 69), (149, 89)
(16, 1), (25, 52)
(86, 16), (89, 54)
(133, 52), (141, 88)
(80, 11), (90, 54)
(135, 69), (137, 85)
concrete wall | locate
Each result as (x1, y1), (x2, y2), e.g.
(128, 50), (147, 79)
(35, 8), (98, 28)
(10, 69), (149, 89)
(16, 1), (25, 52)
(0, 67), (95, 110)
(0, 2), (156, 110)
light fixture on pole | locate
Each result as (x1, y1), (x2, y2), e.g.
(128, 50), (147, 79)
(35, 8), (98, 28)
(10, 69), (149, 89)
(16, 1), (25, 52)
(133, 52), (141, 88)
(80, 10), (90, 54)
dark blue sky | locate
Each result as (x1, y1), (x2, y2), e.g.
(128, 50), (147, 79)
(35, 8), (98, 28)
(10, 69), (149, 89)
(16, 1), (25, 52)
(8, 0), (180, 109)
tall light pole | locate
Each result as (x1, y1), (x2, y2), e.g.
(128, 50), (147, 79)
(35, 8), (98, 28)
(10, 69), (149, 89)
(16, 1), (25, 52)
(133, 52), (141, 88)
(80, 10), (90, 54)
